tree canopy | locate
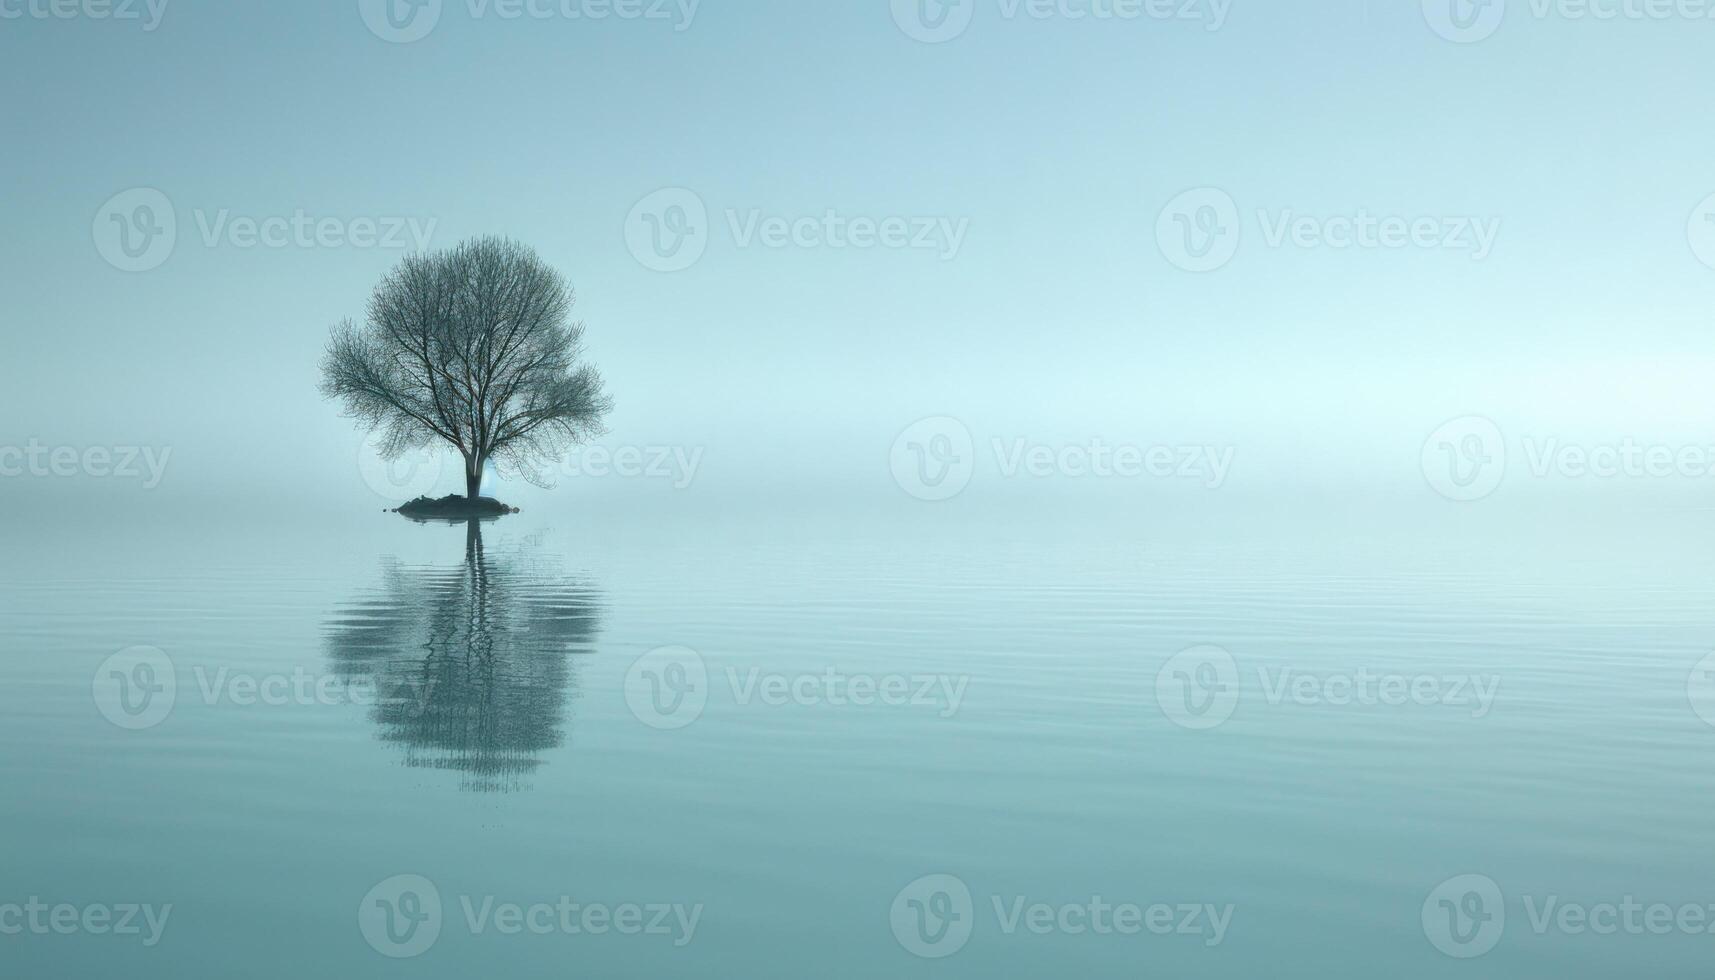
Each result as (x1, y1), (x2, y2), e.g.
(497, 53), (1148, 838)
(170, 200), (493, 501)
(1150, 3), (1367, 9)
(320, 237), (612, 499)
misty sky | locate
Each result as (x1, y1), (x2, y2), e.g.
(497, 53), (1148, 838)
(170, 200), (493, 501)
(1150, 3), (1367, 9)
(5, 0), (1715, 512)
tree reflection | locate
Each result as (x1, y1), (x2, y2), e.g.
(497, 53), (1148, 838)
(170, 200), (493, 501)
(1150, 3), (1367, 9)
(323, 520), (602, 793)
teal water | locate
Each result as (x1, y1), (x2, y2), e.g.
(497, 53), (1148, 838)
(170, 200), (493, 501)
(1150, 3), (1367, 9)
(4, 502), (1714, 977)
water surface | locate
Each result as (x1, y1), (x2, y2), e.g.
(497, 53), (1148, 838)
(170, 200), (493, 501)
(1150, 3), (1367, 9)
(3, 500), (1713, 977)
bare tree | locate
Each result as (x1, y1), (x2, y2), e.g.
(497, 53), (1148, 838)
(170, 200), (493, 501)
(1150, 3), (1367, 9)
(320, 237), (613, 501)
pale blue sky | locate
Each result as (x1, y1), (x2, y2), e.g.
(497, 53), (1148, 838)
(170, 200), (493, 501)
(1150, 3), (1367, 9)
(5, 1), (1714, 511)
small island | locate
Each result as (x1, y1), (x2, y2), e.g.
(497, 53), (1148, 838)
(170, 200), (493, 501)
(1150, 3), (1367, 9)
(395, 494), (521, 520)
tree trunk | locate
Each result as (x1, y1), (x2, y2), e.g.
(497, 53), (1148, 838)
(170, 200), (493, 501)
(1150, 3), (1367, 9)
(465, 456), (483, 501)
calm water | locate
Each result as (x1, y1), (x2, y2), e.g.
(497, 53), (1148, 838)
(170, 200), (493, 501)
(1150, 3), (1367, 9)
(4, 500), (1714, 977)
